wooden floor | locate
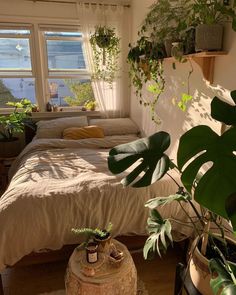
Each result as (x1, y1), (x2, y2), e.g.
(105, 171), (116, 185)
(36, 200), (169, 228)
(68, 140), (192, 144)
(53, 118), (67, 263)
(2, 247), (182, 295)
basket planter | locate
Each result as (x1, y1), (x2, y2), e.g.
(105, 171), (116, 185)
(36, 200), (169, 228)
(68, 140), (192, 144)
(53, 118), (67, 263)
(189, 235), (236, 295)
(195, 24), (223, 52)
(0, 138), (21, 158)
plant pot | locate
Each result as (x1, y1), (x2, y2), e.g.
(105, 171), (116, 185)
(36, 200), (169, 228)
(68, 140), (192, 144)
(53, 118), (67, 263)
(189, 235), (236, 295)
(0, 138), (21, 158)
(94, 232), (111, 253)
(195, 24), (223, 52)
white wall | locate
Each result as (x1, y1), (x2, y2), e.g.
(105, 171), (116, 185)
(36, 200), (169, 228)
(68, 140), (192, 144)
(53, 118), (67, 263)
(130, 0), (236, 159)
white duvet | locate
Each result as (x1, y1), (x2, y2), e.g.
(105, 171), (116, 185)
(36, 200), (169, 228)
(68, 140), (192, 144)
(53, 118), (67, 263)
(0, 135), (195, 271)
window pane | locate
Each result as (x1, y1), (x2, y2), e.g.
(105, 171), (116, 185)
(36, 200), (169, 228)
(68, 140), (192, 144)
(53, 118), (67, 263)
(46, 40), (86, 70)
(0, 38), (32, 70)
(48, 79), (94, 107)
(0, 78), (36, 108)
(45, 31), (82, 37)
(0, 29), (30, 35)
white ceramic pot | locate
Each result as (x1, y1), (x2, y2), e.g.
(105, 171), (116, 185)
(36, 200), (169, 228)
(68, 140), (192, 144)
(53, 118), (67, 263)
(189, 235), (236, 295)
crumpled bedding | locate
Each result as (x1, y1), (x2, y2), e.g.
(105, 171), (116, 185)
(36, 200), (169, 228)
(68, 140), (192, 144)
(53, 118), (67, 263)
(0, 135), (196, 271)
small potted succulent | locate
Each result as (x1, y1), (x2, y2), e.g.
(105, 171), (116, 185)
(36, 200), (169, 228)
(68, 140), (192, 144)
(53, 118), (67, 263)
(72, 222), (113, 252)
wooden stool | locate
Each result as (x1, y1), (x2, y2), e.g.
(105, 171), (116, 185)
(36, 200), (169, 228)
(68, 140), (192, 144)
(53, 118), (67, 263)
(65, 239), (137, 295)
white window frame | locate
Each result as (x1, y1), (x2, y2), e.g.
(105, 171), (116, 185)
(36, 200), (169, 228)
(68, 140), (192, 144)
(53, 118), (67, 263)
(0, 21), (93, 112)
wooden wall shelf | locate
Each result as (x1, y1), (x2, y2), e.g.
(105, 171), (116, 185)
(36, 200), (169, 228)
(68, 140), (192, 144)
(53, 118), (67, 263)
(165, 51), (227, 84)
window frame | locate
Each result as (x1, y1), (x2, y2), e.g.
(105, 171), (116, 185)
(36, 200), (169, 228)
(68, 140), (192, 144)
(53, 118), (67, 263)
(0, 22), (93, 112)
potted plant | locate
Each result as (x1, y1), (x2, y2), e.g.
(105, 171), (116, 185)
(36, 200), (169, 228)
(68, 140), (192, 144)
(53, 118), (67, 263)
(107, 91), (236, 294)
(89, 26), (120, 86)
(193, 0), (236, 51)
(72, 222), (113, 252)
(127, 36), (166, 124)
(84, 100), (97, 111)
(0, 99), (34, 158)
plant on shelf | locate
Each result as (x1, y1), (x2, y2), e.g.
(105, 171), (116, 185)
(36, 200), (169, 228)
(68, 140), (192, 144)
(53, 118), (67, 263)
(90, 26), (120, 86)
(127, 36), (166, 124)
(108, 91), (236, 294)
(193, 0), (236, 51)
(84, 100), (97, 111)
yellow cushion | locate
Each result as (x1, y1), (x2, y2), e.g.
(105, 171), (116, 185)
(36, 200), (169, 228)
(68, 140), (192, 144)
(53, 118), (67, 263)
(63, 126), (105, 140)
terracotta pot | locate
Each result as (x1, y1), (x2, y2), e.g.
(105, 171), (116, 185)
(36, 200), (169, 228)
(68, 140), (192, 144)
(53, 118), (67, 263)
(0, 138), (21, 158)
(195, 24), (223, 52)
(189, 235), (236, 295)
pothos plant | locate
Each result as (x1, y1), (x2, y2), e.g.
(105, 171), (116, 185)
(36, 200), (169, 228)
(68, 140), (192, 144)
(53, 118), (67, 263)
(108, 91), (236, 294)
(127, 36), (166, 125)
(90, 26), (120, 86)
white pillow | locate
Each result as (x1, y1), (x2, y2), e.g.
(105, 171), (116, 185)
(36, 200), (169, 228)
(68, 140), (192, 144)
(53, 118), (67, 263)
(36, 116), (88, 139)
(89, 118), (139, 136)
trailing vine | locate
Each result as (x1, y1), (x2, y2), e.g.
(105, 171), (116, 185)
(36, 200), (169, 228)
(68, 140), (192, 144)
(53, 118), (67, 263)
(127, 36), (166, 124)
(90, 26), (120, 86)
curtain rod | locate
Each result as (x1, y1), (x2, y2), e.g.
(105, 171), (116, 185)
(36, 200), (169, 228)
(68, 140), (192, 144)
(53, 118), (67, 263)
(26, 0), (130, 8)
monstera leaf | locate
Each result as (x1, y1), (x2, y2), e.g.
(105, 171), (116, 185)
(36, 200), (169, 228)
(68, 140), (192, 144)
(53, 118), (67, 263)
(209, 259), (236, 295)
(108, 132), (171, 187)
(211, 90), (236, 126)
(177, 125), (236, 229)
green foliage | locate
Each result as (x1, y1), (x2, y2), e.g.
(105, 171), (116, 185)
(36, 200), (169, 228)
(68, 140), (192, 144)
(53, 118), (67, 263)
(193, 0), (236, 30)
(177, 93), (193, 111)
(0, 98), (34, 140)
(127, 36), (166, 124)
(145, 193), (191, 210)
(143, 209), (173, 259)
(209, 259), (236, 295)
(64, 80), (95, 107)
(85, 100), (97, 111)
(108, 132), (171, 187)
(90, 26), (120, 85)
(0, 79), (19, 108)
(72, 222), (113, 240)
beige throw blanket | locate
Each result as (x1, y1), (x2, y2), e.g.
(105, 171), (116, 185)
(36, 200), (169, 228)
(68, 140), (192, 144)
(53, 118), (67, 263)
(0, 136), (195, 271)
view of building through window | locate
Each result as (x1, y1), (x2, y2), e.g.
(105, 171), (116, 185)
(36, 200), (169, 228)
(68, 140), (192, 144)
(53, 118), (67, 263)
(0, 28), (95, 109)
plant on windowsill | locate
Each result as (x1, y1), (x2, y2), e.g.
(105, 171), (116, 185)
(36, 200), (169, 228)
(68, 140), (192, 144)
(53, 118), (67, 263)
(84, 100), (97, 111)
(107, 91), (236, 294)
(0, 98), (35, 158)
(89, 26), (120, 86)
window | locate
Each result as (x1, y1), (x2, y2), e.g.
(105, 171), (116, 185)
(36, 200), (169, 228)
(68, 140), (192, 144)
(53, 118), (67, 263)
(0, 28), (36, 108)
(0, 25), (95, 110)
(43, 30), (94, 107)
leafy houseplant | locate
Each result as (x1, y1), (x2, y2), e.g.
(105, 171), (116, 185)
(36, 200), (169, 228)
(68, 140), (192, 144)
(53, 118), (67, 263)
(127, 36), (166, 125)
(193, 0), (236, 51)
(72, 222), (113, 250)
(90, 26), (120, 86)
(108, 91), (236, 294)
(84, 100), (97, 111)
(0, 99), (34, 157)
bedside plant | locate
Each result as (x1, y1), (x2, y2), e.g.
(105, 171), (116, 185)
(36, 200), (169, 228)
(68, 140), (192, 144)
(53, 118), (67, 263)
(0, 99), (35, 157)
(108, 91), (236, 294)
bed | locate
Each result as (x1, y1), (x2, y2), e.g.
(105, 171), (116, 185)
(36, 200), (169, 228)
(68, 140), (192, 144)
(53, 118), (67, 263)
(0, 116), (195, 275)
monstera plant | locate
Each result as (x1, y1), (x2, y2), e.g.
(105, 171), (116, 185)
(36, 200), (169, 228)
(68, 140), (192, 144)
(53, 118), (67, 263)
(108, 91), (236, 294)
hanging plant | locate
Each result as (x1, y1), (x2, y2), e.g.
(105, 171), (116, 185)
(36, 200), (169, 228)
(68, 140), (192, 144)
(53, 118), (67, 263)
(89, 26), (120, 85)
(127, 36), (166, 124)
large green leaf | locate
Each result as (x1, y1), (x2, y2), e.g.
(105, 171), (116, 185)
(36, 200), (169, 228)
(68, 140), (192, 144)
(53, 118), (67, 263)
(145, 192), (191, 209)
(177, 125), (236, 229)
(209, 259), (236, 295)
(143, 209), (173, 259)
(211, 90), (236, 126)
(108, 132), (171, 187)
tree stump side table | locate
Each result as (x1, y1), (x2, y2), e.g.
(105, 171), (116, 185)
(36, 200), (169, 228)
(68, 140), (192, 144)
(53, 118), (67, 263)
(65, 239), (137, 295)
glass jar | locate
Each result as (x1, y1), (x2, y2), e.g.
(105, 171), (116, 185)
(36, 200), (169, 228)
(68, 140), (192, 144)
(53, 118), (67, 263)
(86, 242), (98, 264)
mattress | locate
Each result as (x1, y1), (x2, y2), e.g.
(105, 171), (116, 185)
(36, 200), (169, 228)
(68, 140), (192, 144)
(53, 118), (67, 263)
(0, 135), (195, 271)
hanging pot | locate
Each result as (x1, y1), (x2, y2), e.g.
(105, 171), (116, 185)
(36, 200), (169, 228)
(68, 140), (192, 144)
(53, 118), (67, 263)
(0, 137), (21, 158)
(195, 24), (223, 52)
(189, 235), (236, 295)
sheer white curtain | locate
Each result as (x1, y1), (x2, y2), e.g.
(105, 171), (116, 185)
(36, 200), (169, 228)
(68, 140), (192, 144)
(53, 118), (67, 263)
(77, 2), (130, 118)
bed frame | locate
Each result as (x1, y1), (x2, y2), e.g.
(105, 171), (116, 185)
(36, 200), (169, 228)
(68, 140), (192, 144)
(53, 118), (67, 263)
(0, 235), (147, 294)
